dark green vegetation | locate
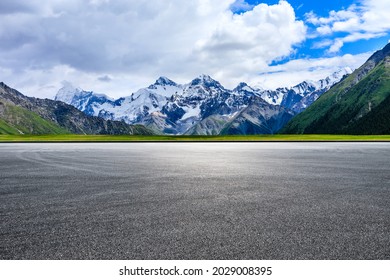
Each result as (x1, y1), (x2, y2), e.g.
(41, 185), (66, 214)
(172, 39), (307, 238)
(345, 89), (390, 134)
(0, 134), (389, 142)
(0, 82), (153, 135)
(0, 102), (69, 135)
(281, 43), (390, 134)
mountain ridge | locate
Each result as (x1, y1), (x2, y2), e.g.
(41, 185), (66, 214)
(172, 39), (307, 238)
(55, 68), (351, 135)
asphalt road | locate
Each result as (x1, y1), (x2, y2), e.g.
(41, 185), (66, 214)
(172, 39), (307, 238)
(0, 143), (389, 259)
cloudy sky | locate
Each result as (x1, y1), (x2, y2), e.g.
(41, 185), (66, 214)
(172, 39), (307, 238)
(1, 0), (390, 98)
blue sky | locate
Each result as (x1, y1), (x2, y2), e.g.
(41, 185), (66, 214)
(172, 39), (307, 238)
(0, 0), (390, 98)
(242, 0), (389, 60)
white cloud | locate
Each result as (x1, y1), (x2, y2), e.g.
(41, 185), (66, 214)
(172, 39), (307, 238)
(361, 0), (390, 33)
(312, 39), (333, 49)
(316, 25), (332, 36)
(332, 17), (361, 33)
(343, 32), (386, 43)
(254, 52), (371, 90)
(306, 8), (358, 26)
(0, 0), (306, 98)
(193, 0), (306, 88)
(328, 39), (344, 54)
(307, 0), (390, 53)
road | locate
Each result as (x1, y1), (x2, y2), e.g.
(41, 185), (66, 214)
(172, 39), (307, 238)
(0, 143), (389, 259)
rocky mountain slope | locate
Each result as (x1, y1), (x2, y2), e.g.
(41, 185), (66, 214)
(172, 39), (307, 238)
(0, 82), (154, 135)
(281, 43), (390, 134)
(220, 97), (295, 135)
(0, 101), (69, 135)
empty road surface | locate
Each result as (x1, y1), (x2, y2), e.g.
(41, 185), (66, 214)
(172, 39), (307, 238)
(0, 142), (389, 259)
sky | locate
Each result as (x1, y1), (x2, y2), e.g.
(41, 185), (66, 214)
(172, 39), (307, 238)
(1, 0), (390, 98)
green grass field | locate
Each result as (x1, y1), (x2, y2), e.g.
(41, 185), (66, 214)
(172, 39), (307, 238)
(0, 134), (389, 142)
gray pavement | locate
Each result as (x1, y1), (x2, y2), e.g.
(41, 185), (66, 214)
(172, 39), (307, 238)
(0, 142), (389, 259)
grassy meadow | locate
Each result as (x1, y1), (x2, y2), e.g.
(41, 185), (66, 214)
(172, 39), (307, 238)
(0, 134), (389, 142)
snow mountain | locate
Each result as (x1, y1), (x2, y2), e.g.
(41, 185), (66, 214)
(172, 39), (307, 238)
(54, 69), (351, 135)
(259, 67), (352, 112)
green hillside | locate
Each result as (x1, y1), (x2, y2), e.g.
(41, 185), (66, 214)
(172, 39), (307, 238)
(281, 44), (390, 135)
(344, 91), (390, 134)
(0, 102), (70, 135)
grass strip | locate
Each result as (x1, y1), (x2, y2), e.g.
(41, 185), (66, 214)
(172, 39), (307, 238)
(1, 134), (390, 142)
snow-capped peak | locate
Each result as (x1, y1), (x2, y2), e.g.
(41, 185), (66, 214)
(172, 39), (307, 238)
(234, 82), (249, 91)
(154, 76), (177, 86)
(309, 67), (353, 91)
(328, 67), (352, 81)
(55, 81), (82, 103)
(190, 74), (223, 88)
(198, 74), (214, 81)
(233, 82), (256, 93)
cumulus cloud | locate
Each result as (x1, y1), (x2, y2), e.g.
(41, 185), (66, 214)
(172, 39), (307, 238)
(307, 0), (390, 53)
(0, 0), (307, 98)
(193, 0), (306, 87)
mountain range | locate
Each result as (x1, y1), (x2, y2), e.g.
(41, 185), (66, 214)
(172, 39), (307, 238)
(0, 82), (154, 135)
(55, 68), (351, 135)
